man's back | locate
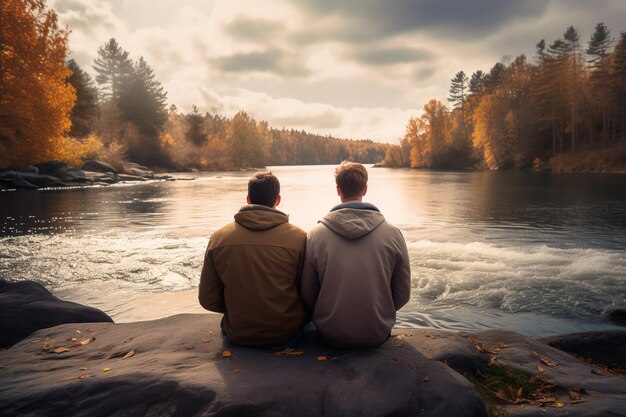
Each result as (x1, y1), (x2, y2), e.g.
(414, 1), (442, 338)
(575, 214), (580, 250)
(199, 205), (307, 347)
(301, 205), (411, 348)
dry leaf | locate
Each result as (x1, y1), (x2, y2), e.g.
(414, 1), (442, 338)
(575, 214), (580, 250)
(487, 355), (497, 367)
(274, 348), (304, 356)
(553, 402), (565, 408)
(537, 364), (545, 373)
(569, 400), (586, 404)
(422, 376), (430, 382)
(67, 337), (77, 342)
(76, 330), (81, 334)
(79, 367), (87, 371)
(122, 350), (135, 359)
(52, 347), (70, 354)
(317, 356), (327, 361)
(71, 337), (95, 348)
(540, 356), (557, 367)
(103, 367), (111, 372)
(60, 373), (85, 382)
(222, 351), (232, 357)
(530, 351), (539, 359)
(569, 390), (582, 400)
(392, 333), (412, 340)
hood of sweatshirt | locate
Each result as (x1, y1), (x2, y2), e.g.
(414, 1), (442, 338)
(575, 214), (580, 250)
(320, 205), (385, 239)
(234, 204), (288, 231)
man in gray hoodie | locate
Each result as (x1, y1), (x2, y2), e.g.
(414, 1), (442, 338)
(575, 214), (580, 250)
(301, 161), (411, 348)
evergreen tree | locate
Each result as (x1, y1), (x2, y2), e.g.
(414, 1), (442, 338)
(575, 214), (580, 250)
(67, 59), (98, 138)
(587, 23), (614, 145)
(92, 38), (133, 102)
(469, 70), (485, 95)
(185, 104), (205, 146)
(448, 71), (468, 110)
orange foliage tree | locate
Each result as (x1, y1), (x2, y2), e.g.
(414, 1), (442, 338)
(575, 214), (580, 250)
(0, 0), (76, 169)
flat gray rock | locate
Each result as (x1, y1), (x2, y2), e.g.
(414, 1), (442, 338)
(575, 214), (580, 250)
(0, 314), (487, 417)
(472, 329), (626, 417)
(542, 331), (626, 369)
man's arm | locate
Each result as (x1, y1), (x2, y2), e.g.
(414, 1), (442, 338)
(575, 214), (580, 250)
(299, 236), (320, 314)
(391, 231), (411, 311)
(198, 246), (226, 313)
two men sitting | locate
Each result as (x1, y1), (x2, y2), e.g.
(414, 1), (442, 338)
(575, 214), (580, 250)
(198, 162), (411, 348)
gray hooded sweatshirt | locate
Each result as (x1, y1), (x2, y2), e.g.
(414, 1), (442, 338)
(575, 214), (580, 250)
(301, 204), (411, 348)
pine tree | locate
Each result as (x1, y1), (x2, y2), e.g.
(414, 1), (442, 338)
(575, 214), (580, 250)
(67, 59), (98, 138)
(92, 38), (134, 102)
(587, 23), (614, 145)
(469, 70), (485, 95)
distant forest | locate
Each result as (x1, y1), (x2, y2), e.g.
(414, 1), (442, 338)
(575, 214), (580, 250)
(0, 0), (386, 171)
(384, 24), (626, 171)
(2, 1), (625, 173)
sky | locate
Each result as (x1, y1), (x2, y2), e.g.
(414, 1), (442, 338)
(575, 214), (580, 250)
(50, 0), (626, 143)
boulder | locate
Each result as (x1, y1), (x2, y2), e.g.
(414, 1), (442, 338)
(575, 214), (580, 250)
(122, 162), (154, 178)
(542, 331), (626, 369)
(608, 309), (626, 325)
(82, 170), (118, 184)
(0, 314), (487, 417)
(0, 279), (113, 348)
(0, 170), (65, 188)
(82, 160), (119, 174)
(60, 167), (88, 183)
(34, 160), (67, 177)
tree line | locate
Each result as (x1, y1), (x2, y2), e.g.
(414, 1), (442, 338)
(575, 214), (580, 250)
(0, 0), (387, 171)
(384, 24), (626, 170)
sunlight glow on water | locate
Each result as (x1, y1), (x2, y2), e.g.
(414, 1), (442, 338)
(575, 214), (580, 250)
(1, 166), (625, 335)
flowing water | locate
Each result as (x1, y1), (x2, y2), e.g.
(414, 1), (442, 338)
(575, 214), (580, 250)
(1, 165), (625, 336)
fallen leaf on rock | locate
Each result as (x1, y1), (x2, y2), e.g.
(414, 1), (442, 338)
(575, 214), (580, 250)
(122, 350), (135, 359)
(87, 328), (95, 332)
(537, 364), (545, 373)
(274, 348), (304, 356)
(222, 351), (232, 357)
(422, 376), (430, 382)
(569, 390), (582, 400)
(61, 374), (85, 382)
(67, 338), (77, 342)
(392, 333), (412, 340)
(79, 367), (87, 371)
(540, 356), (557, 367)
(52, 347), (70, 354)
(553, 402), (565, 408)
(317, 356), (327, 361)
(76, 330), (81, 334)
(71, 337), (95, 347)
(487, 355), (497, 367)
(103, 368), (111, 372)
(530, 351), (539, 359)
(424, 332), (436, 339)
(569, 400), (586, 404)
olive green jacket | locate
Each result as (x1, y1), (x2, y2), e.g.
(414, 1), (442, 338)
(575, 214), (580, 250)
(199, 205), (307, 347)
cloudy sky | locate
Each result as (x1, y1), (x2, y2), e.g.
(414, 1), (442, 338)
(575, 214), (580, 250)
(50, 0), (626, 142)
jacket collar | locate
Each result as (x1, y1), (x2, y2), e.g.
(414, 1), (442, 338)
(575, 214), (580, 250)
(330, 201), (380, 212)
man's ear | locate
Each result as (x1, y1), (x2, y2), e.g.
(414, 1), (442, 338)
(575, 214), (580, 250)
(273, 194), (281, 208)
(246, 195), (251, 204)
(336, 185), (342, 197)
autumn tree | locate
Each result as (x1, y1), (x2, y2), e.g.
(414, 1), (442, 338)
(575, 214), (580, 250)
(0, 0), (76, 168)
(67, 59), (98, 138)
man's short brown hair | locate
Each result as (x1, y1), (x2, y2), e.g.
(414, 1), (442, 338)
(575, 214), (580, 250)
(248, 171), (280, 207)
(334, 161), (368, 198)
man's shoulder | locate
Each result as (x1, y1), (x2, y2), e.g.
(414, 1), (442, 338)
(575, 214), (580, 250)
(208, 222), (237, 247)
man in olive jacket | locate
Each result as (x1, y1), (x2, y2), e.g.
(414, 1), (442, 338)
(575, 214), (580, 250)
(199, 172), (307, 347)
(301, 162), (411, 348)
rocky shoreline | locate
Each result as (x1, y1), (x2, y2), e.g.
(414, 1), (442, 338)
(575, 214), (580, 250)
(1, 280), (625, 417)
(0, 160), (182, 191)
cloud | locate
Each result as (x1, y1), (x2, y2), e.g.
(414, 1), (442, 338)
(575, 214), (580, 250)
(213, 49), (309, 77)
(288, 0), (549, 41)
(351, 46), (434, 66)
(224, 16), (284, 42)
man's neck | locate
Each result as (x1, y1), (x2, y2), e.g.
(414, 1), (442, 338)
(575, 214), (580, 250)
(340, 197), (363, 203)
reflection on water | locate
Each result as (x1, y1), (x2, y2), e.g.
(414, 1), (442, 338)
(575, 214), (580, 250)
(1, 167), (625, 335)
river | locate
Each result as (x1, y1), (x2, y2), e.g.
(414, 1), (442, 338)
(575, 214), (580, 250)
(1, 165), (625, 336)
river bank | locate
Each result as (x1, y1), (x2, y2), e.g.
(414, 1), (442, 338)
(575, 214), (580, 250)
(1, 280), (625, 417)
(0, 160), (189, 191)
